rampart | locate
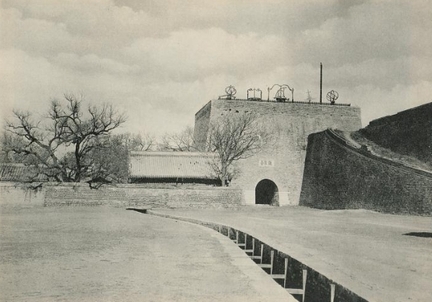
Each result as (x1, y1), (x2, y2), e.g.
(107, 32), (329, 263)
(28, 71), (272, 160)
(360, 102), (432, 163)
(0, 183), (243, 208)
(300, 129), (432, 215)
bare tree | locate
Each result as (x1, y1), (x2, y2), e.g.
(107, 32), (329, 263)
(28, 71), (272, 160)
(4, 94), (126, 183)
(85, 135), (129, 187)
(114, 132), (155, 151)
(0, 132), (31, 164)
(158, 126), (196, 152)
(206, 112), (270, 186)
(130, 132), (155, 151)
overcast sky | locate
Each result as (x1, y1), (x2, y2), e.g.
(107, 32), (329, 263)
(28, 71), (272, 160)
(1, 0), (431, 137)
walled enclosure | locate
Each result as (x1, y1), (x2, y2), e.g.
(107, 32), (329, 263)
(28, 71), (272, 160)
(194, 99), (362, 205)
(0, 183), (243, 208)
(300, 130), (432, 215)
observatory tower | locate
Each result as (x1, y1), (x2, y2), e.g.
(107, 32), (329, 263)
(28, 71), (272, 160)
(194, 85), (362, 205)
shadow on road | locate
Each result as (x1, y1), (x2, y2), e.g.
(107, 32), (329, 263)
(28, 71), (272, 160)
(126, 208), (147, 214)
(404, 232), (432, 238)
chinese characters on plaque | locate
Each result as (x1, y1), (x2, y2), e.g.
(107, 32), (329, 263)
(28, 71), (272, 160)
(259, 159), (275, 167)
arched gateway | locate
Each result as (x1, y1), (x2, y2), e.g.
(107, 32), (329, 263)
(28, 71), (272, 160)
(255, 179), (279, 205)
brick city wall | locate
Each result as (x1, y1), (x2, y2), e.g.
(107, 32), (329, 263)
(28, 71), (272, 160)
(0, 183), (243, 208)
(360, 102), (432, 163)
(195, 99), (362, 205)
(300, 130), (432, 215)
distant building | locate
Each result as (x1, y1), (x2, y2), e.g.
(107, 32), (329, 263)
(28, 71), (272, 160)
(194, 98), (362, 205)
(128, 151), (218, 185)
(0, 163), (48, 182)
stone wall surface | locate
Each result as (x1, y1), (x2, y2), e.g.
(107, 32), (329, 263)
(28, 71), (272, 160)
(194, 101), (212, 150)
(360, 102), (432, 163)
(195, 99), (362, 205)
(0, 183), (243, 208)
(0, 183), (45, 206)
(300, 130), (432, 215)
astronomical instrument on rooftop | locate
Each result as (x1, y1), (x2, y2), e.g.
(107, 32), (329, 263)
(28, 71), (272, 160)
(326, 90), (339, 105)
(247, 88), (262, 101)
(267, 84), (294, 102)
(218, 85), (237, 100)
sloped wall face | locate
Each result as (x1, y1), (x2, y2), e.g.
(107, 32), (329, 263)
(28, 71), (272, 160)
(193, 101), (212, 151)
(360, 102), (432, 164)
(202, 100), (362, 205)
(300, 131), (432, 215)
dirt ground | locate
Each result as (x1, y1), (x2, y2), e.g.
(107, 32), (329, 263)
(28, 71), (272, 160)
(0, 205), (293, 302)
(1, 204), (431, 302)
(151, 206), (432, 302)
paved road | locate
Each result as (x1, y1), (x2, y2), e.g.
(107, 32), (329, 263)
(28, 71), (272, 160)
(0, 206), (293, 301)
(151, 206), (432, 302)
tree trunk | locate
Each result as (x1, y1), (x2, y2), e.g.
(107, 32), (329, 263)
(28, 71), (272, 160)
(220, 175), (226, 187)
(74, 142), (81, 182)
(220, 164), (227, 187)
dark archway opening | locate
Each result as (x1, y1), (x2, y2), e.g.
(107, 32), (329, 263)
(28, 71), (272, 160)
(255, 179), (279, 205)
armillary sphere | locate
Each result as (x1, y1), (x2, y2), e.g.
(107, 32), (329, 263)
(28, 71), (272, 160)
(225, 85), (237, 97)
(275, 88), (286, 99)
(326, 90), (339, 104)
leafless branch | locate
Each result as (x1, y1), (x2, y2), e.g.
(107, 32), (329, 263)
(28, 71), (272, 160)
(3, 94), (127, 183)
(206, 112), (271, 186)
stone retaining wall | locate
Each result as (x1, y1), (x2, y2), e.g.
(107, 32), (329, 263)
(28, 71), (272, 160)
(148, 210), (368, 302)
(0, 183), (243, 208)
(300, 130), (432, 215)
(0, 183), (45, 206)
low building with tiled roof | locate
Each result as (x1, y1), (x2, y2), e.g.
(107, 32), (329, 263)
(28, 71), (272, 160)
(128, 151), (218, 184)
(0, 163), (48, 182)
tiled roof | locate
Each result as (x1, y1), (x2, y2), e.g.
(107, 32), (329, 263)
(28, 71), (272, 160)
(0, 163), (47, 182)
(129, 151), (216, 179)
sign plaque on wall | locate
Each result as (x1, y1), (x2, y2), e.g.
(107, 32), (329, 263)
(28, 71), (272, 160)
(259, 159), (275, 167)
